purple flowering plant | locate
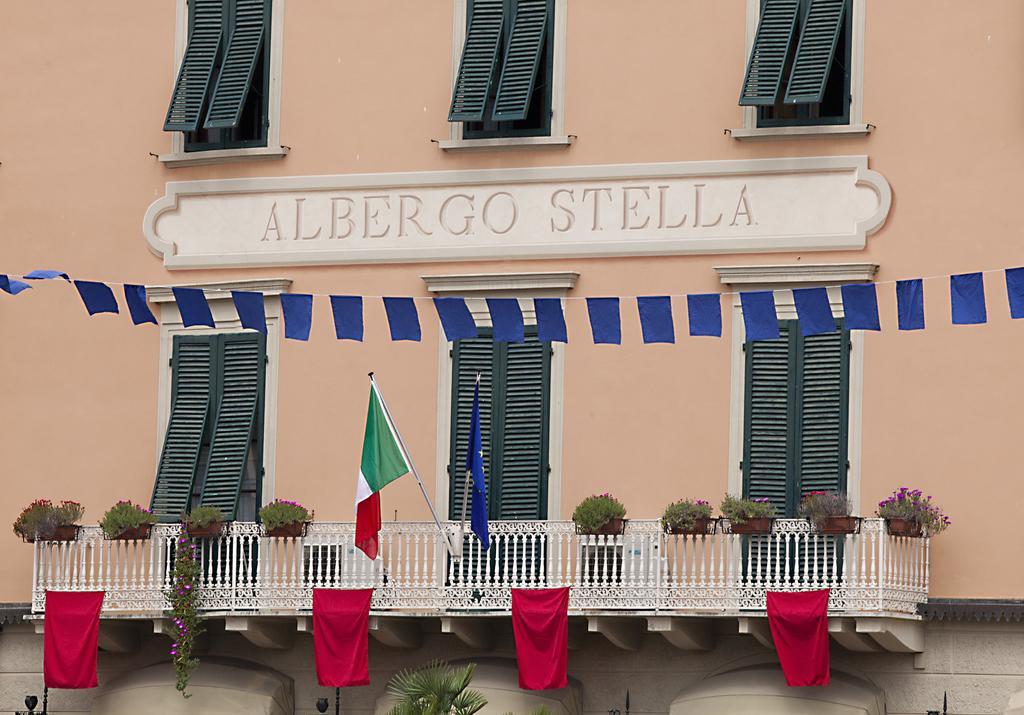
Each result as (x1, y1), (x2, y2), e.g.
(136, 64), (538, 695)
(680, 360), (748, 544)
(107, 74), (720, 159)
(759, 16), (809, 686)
(258, 499), (312, 531)
(661, 499), (713, 532)
(572, 493), (627, 534)
(165, 534), (202, 696)
(798, 491), (852, 529)
(876, 487), (950, 535)
(99, 500), (157, 539)
(719, 494), (776, 525)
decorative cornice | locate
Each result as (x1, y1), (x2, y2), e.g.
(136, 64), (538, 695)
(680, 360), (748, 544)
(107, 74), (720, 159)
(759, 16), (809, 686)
(715, 263), (879, 286)
(421, 272), (580, 295)
(146, 278), (293, 303)
(919, 599), (1024, 623)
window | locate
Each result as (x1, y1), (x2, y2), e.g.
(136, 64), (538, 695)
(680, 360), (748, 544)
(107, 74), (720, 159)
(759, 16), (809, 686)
(448, 0), (555, 140)
(742, 321), (850, 516)
(447, 329), (552, 521)
(163, 0), (271, 152)
(151, 333), (266, 522)
(739, 0), (852, 128)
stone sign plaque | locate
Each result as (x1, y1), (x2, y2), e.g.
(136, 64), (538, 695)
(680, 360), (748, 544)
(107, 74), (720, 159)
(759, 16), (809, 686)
(143, 156), (890, 268)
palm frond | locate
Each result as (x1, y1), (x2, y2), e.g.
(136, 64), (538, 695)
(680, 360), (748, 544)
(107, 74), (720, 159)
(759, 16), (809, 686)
(385, 660), (488, 715)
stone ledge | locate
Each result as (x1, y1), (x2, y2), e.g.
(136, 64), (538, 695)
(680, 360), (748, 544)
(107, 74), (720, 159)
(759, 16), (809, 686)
(919, 599), (1024, 623)
(0, 603), (30, 625)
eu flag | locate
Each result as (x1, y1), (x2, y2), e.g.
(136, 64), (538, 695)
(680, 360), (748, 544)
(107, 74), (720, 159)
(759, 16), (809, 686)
(466, 380), (490, 550)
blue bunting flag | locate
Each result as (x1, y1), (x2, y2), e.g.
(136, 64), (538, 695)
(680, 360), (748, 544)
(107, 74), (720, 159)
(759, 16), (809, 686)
(331, 296), (364, 341)
(383, 297), (420, 341)
(280, 294), (313, 341)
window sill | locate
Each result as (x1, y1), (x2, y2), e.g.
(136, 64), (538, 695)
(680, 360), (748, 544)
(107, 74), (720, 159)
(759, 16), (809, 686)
(728, 124), (873, 141)
(436, 135), (574, 151)
(157, 145), (290, 168)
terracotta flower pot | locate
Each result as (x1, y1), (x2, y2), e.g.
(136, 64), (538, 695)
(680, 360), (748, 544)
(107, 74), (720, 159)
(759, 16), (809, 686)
(576, 517), (627, 536)
(886, 518), (923, 538)
(21, 525), (82, 544)
(50, 525), (82, 542)
(265, 522), (308, 538)
(185, 521), (224, 538)
(666, 518), (714, 535)
(729, 517), (773, 534)
(814, 516), (860, 535)
(110, 524), (153, 541)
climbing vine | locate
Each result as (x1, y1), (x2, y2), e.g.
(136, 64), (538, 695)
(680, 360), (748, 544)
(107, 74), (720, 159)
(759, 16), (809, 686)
(166, 533), (203, 696)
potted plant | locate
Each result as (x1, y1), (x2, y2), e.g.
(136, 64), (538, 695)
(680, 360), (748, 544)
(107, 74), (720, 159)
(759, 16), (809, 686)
(13, 500), (84, 543)
(877, 487), (950, 537)
(572, 493), (627, 536)
(183, 505), (226, 538)
(51, 500), (85, 541)
(661, 499), (714, 535)
(799, 491), (859, 534)
(259, 499), (311, 538)
(572, 493), (627, 584)
(720, 494), (776, 534)
(100, 500), (158, 540)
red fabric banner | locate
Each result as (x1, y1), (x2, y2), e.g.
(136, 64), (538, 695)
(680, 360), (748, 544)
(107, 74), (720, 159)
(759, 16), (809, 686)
(511, 587), (569, 690)
(313, 588), (373, 687)
(766, 589), (831, 687)
(44, 591), (104, 689)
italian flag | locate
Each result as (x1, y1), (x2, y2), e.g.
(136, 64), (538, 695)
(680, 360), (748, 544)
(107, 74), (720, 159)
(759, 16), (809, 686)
(355, 382), (410, 560)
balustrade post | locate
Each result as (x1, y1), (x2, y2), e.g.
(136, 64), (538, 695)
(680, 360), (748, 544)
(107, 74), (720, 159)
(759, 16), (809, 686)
(923, 536), (930, 597)
(654, 530), (663, 612)
(435, 527), (447, 609)
(229, 528), (238, 612)
(31, 541), (40, 611)
(144, 533), (154, 602)
(877, 527), (887, 612)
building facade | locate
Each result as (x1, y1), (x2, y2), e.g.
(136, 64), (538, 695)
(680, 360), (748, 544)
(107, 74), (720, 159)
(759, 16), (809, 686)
(2, 0), (1024, 713)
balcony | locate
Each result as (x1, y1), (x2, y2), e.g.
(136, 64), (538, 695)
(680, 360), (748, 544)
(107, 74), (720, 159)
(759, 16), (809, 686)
(31, 519), (927, 619)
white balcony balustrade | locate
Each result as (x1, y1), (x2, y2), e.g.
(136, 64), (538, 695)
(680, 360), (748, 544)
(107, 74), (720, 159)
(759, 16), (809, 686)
(31, 519), (927, 617)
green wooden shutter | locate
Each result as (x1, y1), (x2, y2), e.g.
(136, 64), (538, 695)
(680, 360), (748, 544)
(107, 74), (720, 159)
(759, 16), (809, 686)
(744, 321), (850, 515)
(448, 331), (550, 521)
(794, 327), (850, 497)
(152, 337), (214, 521)
(738, 0), (802, 106)
(204, 0), (269, 129)
(742, 323), (794, 514)
(493, 338), (550, 519)
(164, 0), (225, 131)
(448, 335), (495, 519)
(199, 333), (265, 519)
(448, 0), (505, 122)
(491, 0), (550, 121)
(784, 0), (847, 104)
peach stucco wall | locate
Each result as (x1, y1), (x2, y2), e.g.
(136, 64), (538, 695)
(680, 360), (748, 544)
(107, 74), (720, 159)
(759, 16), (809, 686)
(2, 0), (1023, 603)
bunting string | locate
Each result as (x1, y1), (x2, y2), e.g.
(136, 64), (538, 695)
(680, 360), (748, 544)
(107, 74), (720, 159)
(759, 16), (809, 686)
(4, 262), (1019, 297)
(2, 264), (1022, 345)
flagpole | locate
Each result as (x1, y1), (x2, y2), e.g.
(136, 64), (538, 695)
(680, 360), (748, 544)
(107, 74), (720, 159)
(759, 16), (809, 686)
(368, 373), (458, 558)
(457, 374), (480, 545)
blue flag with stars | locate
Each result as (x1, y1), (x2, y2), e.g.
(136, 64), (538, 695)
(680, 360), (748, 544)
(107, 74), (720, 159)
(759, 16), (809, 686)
(465, 380), (490, 550)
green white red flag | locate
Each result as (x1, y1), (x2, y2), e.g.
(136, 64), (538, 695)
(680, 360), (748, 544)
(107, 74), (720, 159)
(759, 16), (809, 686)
(355, 381), (411, 559)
